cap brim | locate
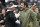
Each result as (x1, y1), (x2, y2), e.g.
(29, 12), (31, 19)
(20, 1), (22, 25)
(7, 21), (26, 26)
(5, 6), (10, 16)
(7, 5), (18, 8)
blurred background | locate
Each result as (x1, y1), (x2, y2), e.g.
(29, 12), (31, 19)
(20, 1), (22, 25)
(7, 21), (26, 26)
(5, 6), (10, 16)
(0, 0), (40, 12)
(0, 0), (40, 27)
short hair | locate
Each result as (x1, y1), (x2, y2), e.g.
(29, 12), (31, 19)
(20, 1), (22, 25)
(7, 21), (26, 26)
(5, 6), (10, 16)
(21, 2), (28, 7)
(21, 1), (24, 4)
(24, 2), (28, 7)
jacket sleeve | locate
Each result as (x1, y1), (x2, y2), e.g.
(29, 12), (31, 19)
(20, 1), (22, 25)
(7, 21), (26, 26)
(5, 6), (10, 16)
(31, 10), (37, 18)
(37, 13), (40, 20)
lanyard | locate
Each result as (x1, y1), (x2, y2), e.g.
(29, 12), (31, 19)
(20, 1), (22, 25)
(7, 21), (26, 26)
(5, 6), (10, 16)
(22, 12), (27, 18)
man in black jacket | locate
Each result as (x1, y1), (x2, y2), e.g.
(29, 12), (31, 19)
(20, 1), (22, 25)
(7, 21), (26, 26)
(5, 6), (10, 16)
(5, 2), (20, 27)
(5, 5), (20, 27)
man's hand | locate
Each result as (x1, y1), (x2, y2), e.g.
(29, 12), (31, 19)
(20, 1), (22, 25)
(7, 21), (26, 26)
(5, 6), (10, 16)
(0, 20), (4, 23)
(15, 20), (20, 24)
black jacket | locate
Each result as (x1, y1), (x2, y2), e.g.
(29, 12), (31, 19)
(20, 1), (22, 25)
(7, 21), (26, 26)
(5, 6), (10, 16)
(5, 11), (17, 27)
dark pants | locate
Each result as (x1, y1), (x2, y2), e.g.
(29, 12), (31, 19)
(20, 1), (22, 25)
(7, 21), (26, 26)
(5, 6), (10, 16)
(18, 24), (21, 27)
(5, 22), (15, 27)
(5, 22), (18, 27)
(5, 23), (14, 27)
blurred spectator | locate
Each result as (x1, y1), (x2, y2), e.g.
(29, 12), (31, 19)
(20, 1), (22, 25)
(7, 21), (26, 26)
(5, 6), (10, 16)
(35, 8), (39, 13)
(0, 1), (2, 13)
(0, 1), (5, 13)
(0, 10), (5, 27)
(0, 8), (5, 27)
(2, 8), (5, 16)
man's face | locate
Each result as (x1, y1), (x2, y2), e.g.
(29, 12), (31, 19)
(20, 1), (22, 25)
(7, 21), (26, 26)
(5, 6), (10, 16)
(21, 3), (24, 8)
(35, 8), (39, 13)
(2, 9), (5, 14)
(10, 8), (15, 11)
(31, 5), (36, 10)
